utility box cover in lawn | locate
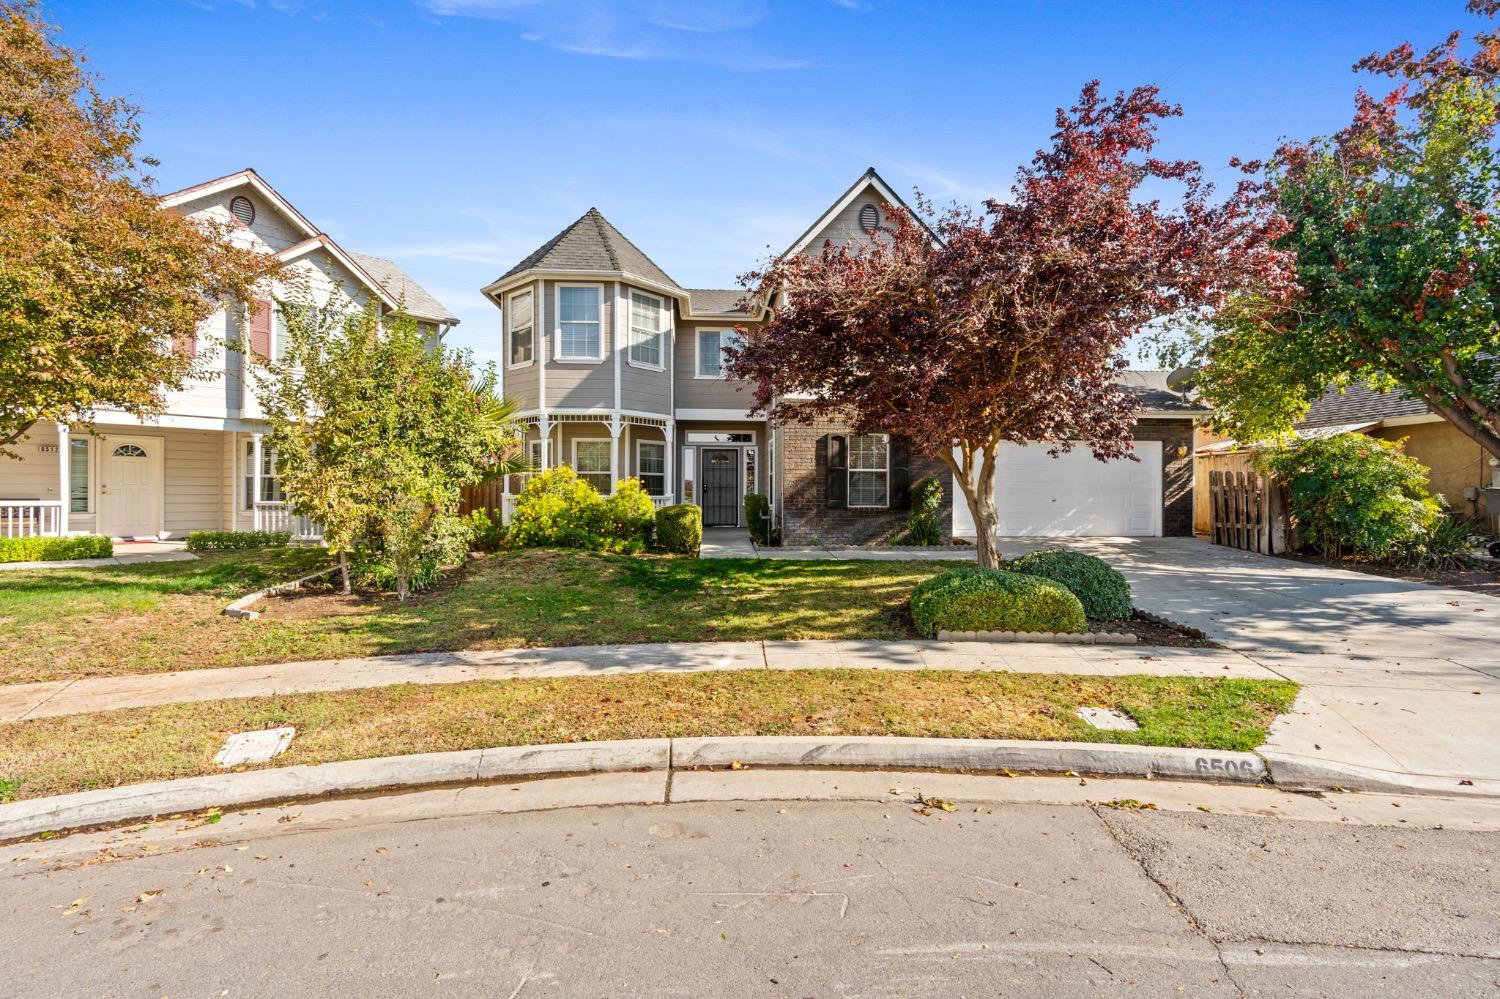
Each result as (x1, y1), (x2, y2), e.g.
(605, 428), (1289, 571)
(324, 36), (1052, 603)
(215, 727), (296, 768)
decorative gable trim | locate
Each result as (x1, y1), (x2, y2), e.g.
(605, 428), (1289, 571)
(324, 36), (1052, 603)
(782, 167), (933, 257)
(159, 169), (321, 240)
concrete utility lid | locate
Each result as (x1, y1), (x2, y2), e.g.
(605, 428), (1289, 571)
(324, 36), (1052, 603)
(215, 727), (296, 768)
(1076, 707), (1140, 732)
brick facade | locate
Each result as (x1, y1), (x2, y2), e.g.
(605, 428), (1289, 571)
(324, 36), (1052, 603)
(776, 417), (1197, 544)
(777, 419), (953, 546)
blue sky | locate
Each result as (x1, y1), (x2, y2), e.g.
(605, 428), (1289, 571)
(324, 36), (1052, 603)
(51, 0), (1470, 366)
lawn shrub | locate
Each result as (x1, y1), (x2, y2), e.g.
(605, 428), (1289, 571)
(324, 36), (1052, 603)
(910, 566), (1086, 637)
(462, 507), (507, 553)
(352, 514), (473, 594)
(507, 467), (652, 553)
(1257, 435), (1440, 560)
(0, 534), (113, 563)
(1009, 548), (1132, 619)
(893, 475), (944, 545)
(185, 530), (291, 552)
(1391, 513), (1480, 571)
(744, 492), (771, 545)
(655, 503), (702, 555)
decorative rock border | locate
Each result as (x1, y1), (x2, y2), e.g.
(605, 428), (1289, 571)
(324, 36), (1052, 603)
(936, 629), (1137, 645)
(1134, 609), (1208, 640)
(223, 566), (340, 620)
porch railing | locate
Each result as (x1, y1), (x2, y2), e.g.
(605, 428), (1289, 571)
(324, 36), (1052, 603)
(1, 500), (63, 538)
(488, 493), (675, 526)
(252, 502), (324, 542)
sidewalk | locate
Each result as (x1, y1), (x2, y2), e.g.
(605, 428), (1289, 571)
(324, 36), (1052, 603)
(0, 639), (1270, 722)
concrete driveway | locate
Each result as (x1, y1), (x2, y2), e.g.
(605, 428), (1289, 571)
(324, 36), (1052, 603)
(1004, 537), (1500, 794)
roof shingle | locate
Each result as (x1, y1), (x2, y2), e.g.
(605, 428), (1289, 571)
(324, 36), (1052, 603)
(347, 251), (460, 326)
(495, 208), (680, 289)
(1300, 383), (1429, 427)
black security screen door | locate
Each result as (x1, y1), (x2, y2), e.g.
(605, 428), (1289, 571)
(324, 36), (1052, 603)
(701, 448), (739, 527)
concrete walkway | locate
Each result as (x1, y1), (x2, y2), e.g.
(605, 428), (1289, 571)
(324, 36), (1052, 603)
(0, 639), (1267, 722)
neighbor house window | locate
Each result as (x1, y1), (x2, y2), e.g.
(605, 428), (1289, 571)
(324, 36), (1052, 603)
(696, 328), (741, 378)
(272, 307), (290, 363)
(508, 289), (534, 366)
(637, 441), (666, 497)
(629, 291), (664, 368)
(557, 285), (602, 360)
(573, 439), (612, 492)
(848, 434), (889, 508)
(69, 438), (89, 513)
(243, 441), (286, 507)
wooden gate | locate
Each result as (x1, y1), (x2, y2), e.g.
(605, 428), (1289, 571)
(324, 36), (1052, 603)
(1207, 468), (1286, 554)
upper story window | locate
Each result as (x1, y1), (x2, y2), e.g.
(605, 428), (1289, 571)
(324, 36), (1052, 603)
(556, 285), (603, 361)
(848, 433), (890, 508)
(508, 289), (534, 367)
(272, 306), (291, 363)
(696, 328), (742, 379)
(628, 291), (665, 369)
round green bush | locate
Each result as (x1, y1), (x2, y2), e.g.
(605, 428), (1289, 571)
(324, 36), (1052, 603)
(910, 566), (1086, 637)
(655, 503), (702, 555)
(744, 493), (771, 545)
(1008, 548), (1132, 620)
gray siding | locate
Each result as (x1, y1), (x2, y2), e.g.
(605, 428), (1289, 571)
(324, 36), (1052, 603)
(542, 279), (615, 410)
(618, 285), (672, 415)
(500, 280), (541, 411)
(673, 321), (760, 412)
(799, 180), (892, 254)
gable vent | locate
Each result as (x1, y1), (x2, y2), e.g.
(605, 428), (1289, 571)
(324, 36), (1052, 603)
(858, 203), (880, 234)
(229, 195), (255, 226)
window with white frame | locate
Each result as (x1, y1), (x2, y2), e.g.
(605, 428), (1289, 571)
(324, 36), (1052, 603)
(509, 290), (534, 366)
(637, 441), (666, 497)
(557, 285), (602, 360)
(696, 328), (741, 378)
(243, 441), (287, 508)
(69, 438), (89, 514)
(573, 439), (612, 492)
(272, 306), (290, 363)
(847, 434), (889, 508)
(628, 291), (664, 368)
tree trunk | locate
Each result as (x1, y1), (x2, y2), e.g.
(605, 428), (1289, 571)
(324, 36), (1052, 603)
(396, 571), (410, 603)
(941, 443), (1003, 569)
(338, 550), (351, 596)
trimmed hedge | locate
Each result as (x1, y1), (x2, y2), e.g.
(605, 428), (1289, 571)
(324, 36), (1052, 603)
(1009, 548), (1133, 620)
(655, 503), (702, 555)
(910, 566), (1086, 638)
(0, 534), (113, 564)
(744, 493), (771, 545)
(185, 530), (291, 552)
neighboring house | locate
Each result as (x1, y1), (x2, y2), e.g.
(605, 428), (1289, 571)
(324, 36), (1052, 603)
(486, 168), (1207, 543)
(0, 169), (457, 542)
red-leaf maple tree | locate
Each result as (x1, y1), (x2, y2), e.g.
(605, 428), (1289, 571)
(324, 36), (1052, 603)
(729, 83), (1287, 566)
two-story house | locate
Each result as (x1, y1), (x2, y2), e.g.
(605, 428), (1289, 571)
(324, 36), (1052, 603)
(486, 168), (1205, 545)
(0, 169), (458, 542)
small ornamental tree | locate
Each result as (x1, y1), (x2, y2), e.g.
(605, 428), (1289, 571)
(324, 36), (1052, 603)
(730, 83), (1285, 567)
(0, 2), (269, 453)
(1179, 2), (1500, 457)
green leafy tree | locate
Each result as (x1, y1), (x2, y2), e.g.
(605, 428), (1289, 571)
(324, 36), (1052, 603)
(1179, 2), (1500, 456)
(0, 2), (269, 453)
(256, 297), (522, 599)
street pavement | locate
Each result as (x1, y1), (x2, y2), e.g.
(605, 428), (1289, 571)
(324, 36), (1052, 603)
(2, 777), (1495, 998)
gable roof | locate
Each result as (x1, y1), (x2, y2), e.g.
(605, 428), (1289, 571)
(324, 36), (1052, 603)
(492, 208), (681, 290)
(159, 168), (320, 240)
(1301, 383), (1430, 427)
(782, 167), (932, 258)
(348, 252), (459, 326)
(1115, 370), (1210, 414)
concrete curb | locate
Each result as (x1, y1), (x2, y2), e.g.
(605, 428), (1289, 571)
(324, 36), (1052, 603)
(223, 566), (340, 620)
(1260, 750), (1500, 797)
(935, 629), (1137, 645)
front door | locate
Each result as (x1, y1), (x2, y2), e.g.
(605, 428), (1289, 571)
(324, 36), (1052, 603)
(701, 448), (740, 527)
(99, 436), (163, 538)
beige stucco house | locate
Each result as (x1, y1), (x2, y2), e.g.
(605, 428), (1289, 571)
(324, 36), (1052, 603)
(0, 169), (456, 542)
(487, 169), (1206, 544)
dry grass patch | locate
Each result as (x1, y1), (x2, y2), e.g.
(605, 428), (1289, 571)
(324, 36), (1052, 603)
(0, 670), (1298, 801)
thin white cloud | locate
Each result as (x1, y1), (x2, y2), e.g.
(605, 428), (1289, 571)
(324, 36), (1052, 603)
(417, 0), (807, 70)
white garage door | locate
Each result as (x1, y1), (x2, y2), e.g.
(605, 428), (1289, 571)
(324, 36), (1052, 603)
(952, 441), (1162, 537)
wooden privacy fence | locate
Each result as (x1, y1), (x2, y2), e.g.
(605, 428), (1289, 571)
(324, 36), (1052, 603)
(1207, 467), (1287, 555)
(459, 480), (506, 519)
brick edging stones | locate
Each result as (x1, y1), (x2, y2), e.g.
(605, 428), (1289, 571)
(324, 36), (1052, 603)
(0, 736), (1265, 842)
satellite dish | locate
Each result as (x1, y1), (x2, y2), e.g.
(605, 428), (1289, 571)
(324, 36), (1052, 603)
(1165, 366), (1198, 392)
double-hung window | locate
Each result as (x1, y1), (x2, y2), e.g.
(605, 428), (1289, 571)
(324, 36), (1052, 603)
(508, 290), (534, 366)
(243, 441), (286, 508)
(557, 285), (602, 360)
(629, 291), (664, 368)
(847, 434), (890, 508)
(573, 439), (612, 493)
(696, 328), (741, 378)
(637, 441), (666, 497)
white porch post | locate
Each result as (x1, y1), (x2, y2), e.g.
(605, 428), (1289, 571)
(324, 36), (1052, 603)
(608, 418), (623, 493)
(664, 422), (676, 502)
(56, 423), (70, 536)
(538, 419), (551, 469)
(251, 433), (264, 531)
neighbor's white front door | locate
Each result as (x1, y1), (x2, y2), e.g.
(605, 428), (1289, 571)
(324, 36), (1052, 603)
(98, 436), (163, 538)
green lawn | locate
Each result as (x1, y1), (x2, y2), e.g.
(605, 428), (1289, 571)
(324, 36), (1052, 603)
(0, 549), (947, 685)
(0, 669), (1300, 801)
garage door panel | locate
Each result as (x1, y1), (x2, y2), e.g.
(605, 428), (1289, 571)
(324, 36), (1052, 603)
(951, 441), (1163, 538)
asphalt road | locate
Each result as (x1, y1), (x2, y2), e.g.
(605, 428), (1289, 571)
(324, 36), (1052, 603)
(3, 796), (1497, 998)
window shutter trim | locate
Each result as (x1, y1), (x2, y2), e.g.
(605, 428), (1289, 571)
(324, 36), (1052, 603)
(249, 300), (273, 360)
(890, 436), (912, 511)
(826, 434), (847, 509)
